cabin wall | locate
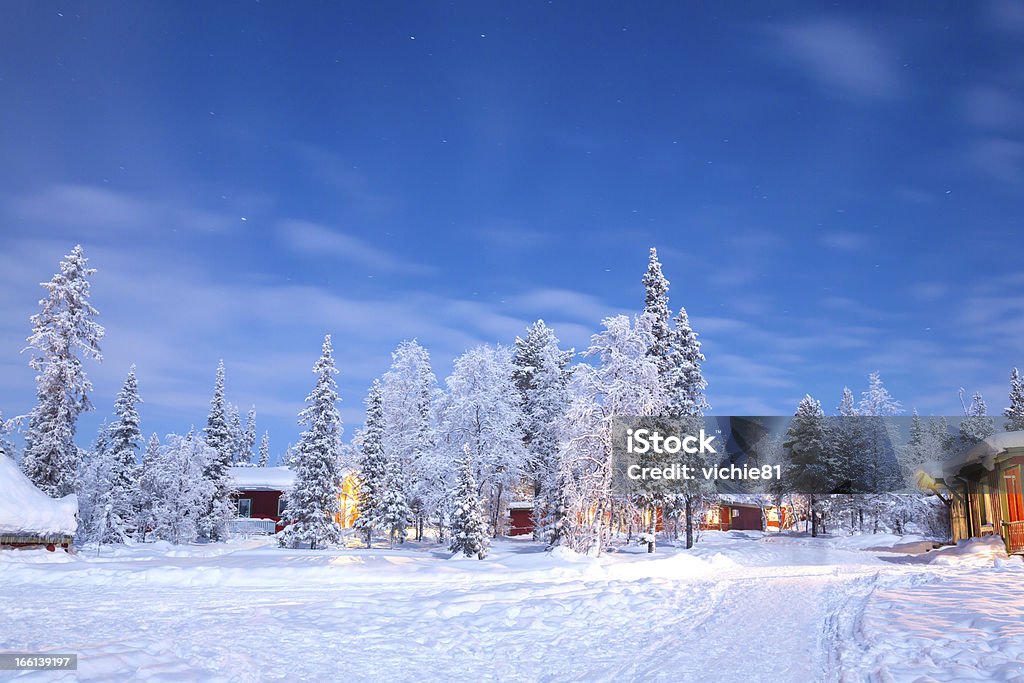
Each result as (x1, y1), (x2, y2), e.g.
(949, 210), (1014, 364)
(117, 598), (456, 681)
(235, 490), (282, 520)
(950, 453), (1024, 552)
(509, 508), (533, 536)
(730, 505), (763, 531)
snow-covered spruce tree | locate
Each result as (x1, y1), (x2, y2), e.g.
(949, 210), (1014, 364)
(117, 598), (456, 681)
(439, 344), (527, 537)
(279, 335), (344, 550)
(832, 386), (862, 487)
(556, 315), (664, 556)
(237, 407), (256, 466)
(639, 251), (711, 550)
(226, 402), (243, 464)
(782, 395), (833, 537)
(1006, 368), (1024, 432)
(22, 245), (104, 497)
(959, 390), (995, 449)
(449, 446), (489, 559)
(200, 361), (235, 541)
(381, 340), (438, 541)
(144, 432), (217, 544)
(378, 459), (413, 547)
(825, 387), (864, 530)
(134, 433), (161, 540)
(257, 431), (270, 467)
(512, 320), (574, 544)
(663, 307), (709, 419)
(105, 365), (143, 540)
(641, 247), (672, 376)
(931, 415), (955, 454)
(354, 379), (388, 547)
(663, 307), (711, 550)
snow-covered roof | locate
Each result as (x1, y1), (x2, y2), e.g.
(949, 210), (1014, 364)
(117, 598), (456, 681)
(229, 466), (295, 491)
(0, 456), (78, 536)
(942, 431), (1024, 478)
(717, 493), (770, 507)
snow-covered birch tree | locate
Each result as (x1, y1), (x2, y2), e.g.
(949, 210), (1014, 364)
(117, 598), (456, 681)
(556, 315), (663, 556)
(0, 411), (20, 461)
(439, 344), (527, 537)
(959, 389), (995, 448)
(381, 340), (438, 540)
(76, 422), (114, 544)
(134, 433), (161, 540)
(142, 431), (217, 545)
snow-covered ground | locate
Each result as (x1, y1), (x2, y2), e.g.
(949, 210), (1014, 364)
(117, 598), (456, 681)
(2, 532), (1022, 682)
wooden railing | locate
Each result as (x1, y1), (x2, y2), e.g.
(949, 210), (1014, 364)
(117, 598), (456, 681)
(225, 518), (277, 536)
(1004, 520), (1024, 554)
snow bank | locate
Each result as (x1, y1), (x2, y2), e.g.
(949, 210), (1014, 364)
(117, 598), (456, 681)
(854, 557), (1024, 680)
(0, 455), (77, 536)
(925, 536), (1008, 567)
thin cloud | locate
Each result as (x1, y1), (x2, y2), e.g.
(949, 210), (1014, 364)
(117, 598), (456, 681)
(279, 219), (436, 275)
(12, 184), (241, 236)
(966, 137), (1024, 186)
(475, 220), (556, 251)
(504, 288), (618, 325)
(820, 231), (869, 251)
(760, 17), (903, 101)
(961, 84), (1024, 131)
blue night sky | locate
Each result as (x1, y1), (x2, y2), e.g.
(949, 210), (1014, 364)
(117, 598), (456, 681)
(1, 2), (1022, 459)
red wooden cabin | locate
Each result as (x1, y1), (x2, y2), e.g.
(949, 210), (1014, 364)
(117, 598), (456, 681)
(229, 466), (294, 534)
(508, 502), (534, 536)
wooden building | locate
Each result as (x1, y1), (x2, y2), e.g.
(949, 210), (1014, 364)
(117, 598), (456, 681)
(0, 455), (77, 550)
(228, 466), (360, 535)
(508, 502), (534, 536)
(701, 495), (793, 532)
(936, 432), (1024, 554)
(702, 500), (763, 531)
